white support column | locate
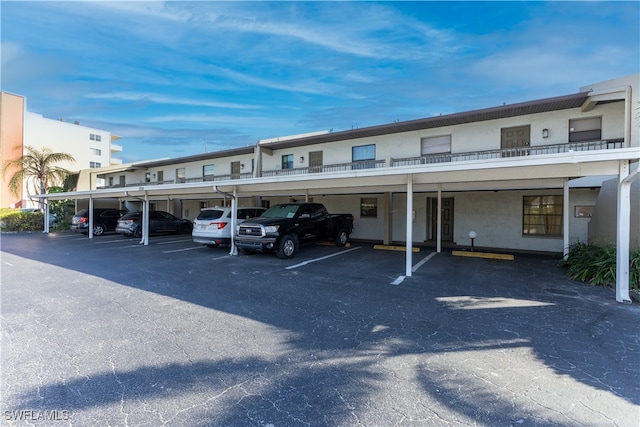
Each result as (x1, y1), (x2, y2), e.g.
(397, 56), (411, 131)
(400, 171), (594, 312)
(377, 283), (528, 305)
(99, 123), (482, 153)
(230, 187), (238, 256)
(142, 192), (149, 246)
(88, 196), (94, 239)
(43, 198), (50, 233)
(437, 185), (442, 254)
(405, 175), (413, 277)
(616, 160), (633, 303)
(383, 192), (392, 245)
(563, 179), (570, 260)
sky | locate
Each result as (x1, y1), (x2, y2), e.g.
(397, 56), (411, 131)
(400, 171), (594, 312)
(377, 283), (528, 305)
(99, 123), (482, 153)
(2, 1), (639, 163)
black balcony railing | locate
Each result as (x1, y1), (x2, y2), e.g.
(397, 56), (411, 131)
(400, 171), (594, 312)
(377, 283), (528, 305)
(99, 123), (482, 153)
(262, 159), (386, 177)
(99, 139), (625, 189)
(390, 139), (625, 167)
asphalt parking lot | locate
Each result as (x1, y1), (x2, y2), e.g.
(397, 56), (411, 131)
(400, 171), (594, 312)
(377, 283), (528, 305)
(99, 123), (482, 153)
(1, 231), (639, 426)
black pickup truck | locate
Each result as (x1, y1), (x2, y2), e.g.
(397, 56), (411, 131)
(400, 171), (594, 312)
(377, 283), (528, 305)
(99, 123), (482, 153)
(234, 202), (354, 259)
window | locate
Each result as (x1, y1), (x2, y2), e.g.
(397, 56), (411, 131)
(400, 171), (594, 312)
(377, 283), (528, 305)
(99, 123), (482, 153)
(569, 117), (601, 143)
(89, 162), (101, 168)
(352, 144), (375, 169)
(421, 135), (451, 155)
(90, 148), (102, 156)
(523, 196), (563, 236)
(89, 133), (95, 141)
(108, 177), (114, 187)
(176, 168), (185, 183)
(96, 135), (101, 141)
(203, 164), (214, 176)
(282, 154), (293, 169)
(360, 198), (378, 218)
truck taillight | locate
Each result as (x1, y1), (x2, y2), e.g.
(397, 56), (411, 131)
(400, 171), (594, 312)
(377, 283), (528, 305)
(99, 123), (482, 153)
(209, 222), (228, 229)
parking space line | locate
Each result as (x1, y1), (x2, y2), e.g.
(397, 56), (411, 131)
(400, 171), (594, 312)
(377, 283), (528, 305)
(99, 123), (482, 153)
(391, 276), (405, 285)
(92, 239), (129, 245)
(412, 252), (437, 272)
(285, 246), (361, 270)
(391, 252), (437, 286)
(156, 239), (194, 245)
(162, 246), (207, 254)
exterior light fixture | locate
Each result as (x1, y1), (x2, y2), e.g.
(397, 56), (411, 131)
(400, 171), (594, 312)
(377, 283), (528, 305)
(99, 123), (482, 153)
(542, 128), (549, 138)
(468, 231), (477, 251)
(300, 156), (305, 163)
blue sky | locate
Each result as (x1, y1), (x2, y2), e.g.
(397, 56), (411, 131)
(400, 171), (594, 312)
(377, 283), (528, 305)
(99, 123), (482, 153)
(2, 1), (638, 163)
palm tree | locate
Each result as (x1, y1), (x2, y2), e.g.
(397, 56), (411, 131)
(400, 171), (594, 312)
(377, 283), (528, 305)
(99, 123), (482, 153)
(3, 146), (76, 197)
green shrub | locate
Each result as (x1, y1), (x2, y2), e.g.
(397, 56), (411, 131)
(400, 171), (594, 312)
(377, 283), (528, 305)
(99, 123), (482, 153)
(560, 242), (640, 290)
(0, 210), (45, 231)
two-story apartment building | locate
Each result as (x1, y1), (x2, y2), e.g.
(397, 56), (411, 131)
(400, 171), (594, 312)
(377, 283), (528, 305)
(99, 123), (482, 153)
(42, 74), (639, 302)
(0, 92), (122, 208)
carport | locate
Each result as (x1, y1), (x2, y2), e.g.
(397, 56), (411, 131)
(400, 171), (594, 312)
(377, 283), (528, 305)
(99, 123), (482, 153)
(35, 147), (637, 303)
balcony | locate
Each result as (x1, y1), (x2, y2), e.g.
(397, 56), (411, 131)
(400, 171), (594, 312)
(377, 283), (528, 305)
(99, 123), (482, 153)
(99, 139), (627, 189)
(391, 139), (624, 167)
(262, 160), (386, 177)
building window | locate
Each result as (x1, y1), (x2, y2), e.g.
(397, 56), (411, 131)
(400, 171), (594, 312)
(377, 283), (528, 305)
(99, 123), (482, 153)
(352, 144), (375, 169)
(90, 148), (102, 156)
(96, 135), (101, 141)
(421, 135), (451, 155)
(360, 198), (378, 218)
(282, 154), (293, 169)
(523, 196), (563, 236)
(89, 133), (95, 141)
(108, 177), (114, 187)
(89, 162), (101, 168)
(176, 168), (186, 183)
(203, 164), (214, 176)
(569, 117), (601, 142)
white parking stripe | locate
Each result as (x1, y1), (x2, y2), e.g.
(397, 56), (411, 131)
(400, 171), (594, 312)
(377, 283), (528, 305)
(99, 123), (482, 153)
(391, 252), (437, 285)
(285, 246), (361, 270)
(156, 239), (194, 245)
(162, 246), (207, 254)
(391, 276), (405, 285)
(412, 252), (437, 272)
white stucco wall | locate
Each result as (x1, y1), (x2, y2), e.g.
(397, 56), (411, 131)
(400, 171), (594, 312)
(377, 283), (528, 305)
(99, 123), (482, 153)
(24, 112), (114, 186)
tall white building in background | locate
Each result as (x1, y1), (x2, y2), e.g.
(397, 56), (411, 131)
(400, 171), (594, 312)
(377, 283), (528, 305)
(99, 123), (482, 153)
(0, 92), (123, 208)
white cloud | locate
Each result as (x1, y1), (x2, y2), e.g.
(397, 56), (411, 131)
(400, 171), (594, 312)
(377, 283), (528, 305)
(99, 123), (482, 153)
(85, 92), (260, 110)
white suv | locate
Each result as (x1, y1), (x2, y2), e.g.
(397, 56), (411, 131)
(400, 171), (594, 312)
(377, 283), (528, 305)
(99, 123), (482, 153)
(192, 207), (266, 247)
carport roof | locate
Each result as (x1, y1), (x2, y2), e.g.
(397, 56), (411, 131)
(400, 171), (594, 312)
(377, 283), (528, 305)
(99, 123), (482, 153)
(261, 91), (591, 149)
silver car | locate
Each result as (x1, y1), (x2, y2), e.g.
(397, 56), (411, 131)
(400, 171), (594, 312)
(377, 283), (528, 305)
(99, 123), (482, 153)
(192, 207), (266, 248)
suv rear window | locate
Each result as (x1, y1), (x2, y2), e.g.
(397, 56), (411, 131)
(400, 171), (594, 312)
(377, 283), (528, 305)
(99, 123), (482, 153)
(197, 210), (225, 220)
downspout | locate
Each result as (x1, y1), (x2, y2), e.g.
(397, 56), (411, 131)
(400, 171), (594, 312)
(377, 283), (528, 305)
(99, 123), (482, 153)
(125, 191), (149, 245)
(213, 186), (238, 256)
(616, 162), (639, 304)
(88, 195), (94, 239)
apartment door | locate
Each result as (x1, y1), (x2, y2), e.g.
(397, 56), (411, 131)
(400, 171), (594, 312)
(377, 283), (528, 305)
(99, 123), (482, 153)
(428, 198), (454, 242)
(231, 161), (241, 178)
(501, 125), (530, 157)
(309, 150), (323, 173)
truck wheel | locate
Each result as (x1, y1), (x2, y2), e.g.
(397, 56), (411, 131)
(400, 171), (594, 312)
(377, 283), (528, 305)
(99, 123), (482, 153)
(277, 234), (297, 259)
(335, 229), (349, 247)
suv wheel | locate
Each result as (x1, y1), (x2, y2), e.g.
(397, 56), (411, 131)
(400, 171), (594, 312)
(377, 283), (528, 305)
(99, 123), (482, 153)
(93, 224), (106, 236)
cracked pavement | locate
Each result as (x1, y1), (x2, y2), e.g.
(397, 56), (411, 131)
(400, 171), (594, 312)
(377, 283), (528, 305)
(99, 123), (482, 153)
(1, 232), (639, 426)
